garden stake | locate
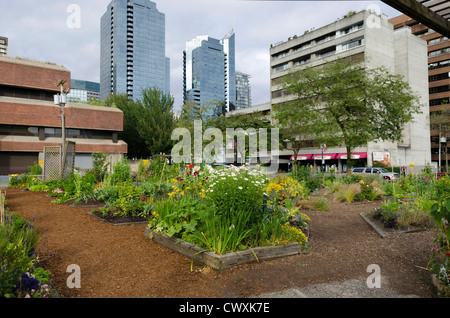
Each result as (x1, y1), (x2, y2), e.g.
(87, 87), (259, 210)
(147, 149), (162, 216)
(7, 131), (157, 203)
(0, 190), (4, 225)
(158, 155), (167, 191)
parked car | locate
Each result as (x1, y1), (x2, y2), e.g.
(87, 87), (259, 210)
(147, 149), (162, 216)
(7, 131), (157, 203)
(351, 167), (400, 180)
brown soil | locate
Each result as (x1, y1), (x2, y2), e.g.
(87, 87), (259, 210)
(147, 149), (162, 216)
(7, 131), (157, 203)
(4, 188), (438, 298)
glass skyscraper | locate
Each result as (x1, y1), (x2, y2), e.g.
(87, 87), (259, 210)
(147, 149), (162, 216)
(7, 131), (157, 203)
(235, 71), (251, 110)
(68, 79), (100, 103)
(100, 0), (170, 101)
(183, 29), (235, 113)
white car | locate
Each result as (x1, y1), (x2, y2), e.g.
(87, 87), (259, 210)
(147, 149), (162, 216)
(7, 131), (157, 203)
(351, 167), (400, 180)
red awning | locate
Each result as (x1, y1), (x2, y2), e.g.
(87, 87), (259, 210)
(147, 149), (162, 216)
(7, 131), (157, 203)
(312, 153), (337, 160)
(336, 152), (367, 159)
(290, 154), (313, 160)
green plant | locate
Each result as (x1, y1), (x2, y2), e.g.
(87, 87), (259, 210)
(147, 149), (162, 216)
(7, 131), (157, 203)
(206, 167), (266, 223)
(373, 206), (400, 228)
(91, 152), (109, 182)
(27, 162), (42, 176)
(0, 214), (40, 297)
(291, 165), (322, 192)
(429, 198), (450, 293)
(111, 158), (131, 183)
(73, 172), (97, 204)
(310, 196), (329, 211)
(335, 183), (361, 203)
(149, 196), (208, 238)
(191, 210), (253, 255)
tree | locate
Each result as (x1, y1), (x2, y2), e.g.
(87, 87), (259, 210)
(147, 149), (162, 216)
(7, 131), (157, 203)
(137, 87), (175, 156)
(211, 112), (278, 164)
(104, 94), (148, 158)
(274, 57), (423, 172)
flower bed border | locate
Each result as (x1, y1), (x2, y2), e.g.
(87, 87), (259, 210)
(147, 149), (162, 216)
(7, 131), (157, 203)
(359, 211), (428, 238)
(88, 211), (148, 226)
(144, 228), (304, 271)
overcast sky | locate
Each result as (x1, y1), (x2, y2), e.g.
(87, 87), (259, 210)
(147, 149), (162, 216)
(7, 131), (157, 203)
(0, 0), (402, 111)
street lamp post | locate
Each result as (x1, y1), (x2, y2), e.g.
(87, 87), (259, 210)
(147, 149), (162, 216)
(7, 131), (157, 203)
(54, 80), (67, 176)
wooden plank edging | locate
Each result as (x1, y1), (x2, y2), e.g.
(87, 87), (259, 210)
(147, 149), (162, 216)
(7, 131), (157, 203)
(145, 228), (303, 271)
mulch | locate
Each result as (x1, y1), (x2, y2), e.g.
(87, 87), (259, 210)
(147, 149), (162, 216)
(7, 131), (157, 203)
(3, 187), (439, 298)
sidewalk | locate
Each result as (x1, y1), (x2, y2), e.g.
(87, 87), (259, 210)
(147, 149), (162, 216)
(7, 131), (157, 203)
(0, 176), (9, 189)
(255, 279), (420, 298)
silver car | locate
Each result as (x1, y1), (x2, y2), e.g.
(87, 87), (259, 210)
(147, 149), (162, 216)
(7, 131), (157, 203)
(351, 167), (400, 180)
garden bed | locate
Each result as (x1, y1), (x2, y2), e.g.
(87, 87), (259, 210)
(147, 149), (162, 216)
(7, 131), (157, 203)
(145, 228), (305, 271)
(360, 210), (429, 238)
(88, 210), (148, 225)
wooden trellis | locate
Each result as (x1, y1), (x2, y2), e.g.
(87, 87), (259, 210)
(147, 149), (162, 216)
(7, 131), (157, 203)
(43, 146), (62, 181)
(62, 141), (76, 179)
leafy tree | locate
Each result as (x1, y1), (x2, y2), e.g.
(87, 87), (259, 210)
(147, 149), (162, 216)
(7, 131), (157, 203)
(136, 87), (175, 156)
(274, 57), (423, 172)
(104, 94), (147, 158)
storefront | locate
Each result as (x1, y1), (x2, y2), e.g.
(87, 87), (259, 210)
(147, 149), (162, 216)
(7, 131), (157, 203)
(290, 152), (368, 172)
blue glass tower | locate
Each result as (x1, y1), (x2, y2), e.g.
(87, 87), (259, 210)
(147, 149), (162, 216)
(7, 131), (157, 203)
(183, 29), (235, 113)
(100, 0), (170, 101)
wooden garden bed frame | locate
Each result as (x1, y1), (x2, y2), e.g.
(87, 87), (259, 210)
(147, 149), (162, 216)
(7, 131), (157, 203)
(145, 228), (303, 271)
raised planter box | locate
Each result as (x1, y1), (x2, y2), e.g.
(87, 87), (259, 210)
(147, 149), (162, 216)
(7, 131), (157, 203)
(360, 211), (428, 238)
(432, 275), (450, 296)
(145, 228), (304, 271)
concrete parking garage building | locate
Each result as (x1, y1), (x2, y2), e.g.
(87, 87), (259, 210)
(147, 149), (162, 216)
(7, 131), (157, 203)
(0, 55), (127, 175)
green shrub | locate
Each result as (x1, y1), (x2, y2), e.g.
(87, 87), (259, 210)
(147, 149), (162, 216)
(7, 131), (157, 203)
(91, 152), (109, 182)
(335, 183), (361, 203)
(292, 165), (322, 192)
(0, 214), (40, 297)
(111, 158), (131, 183)
(26, 162), (42, 176)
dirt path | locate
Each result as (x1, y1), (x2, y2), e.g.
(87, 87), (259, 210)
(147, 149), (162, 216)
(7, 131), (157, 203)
(4, 188), (438, 298)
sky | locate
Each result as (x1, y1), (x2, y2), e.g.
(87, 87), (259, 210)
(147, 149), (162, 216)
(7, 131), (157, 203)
(0, 0), (402, 112)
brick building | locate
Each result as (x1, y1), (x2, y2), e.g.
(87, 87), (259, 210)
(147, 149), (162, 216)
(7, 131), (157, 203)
(0, 55), (127, 175)
(389, 14), (450, 171)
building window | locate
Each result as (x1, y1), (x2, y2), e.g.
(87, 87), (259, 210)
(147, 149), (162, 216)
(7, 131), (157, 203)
(428, 59), (450, 70)
(293, 42), (311, 53)
(273, 51), (289, 59)
(429, 72), (450, 82)
(337, 37), (364, 52)
(428, 37), (442, 45)
(273, 63), (289, 73)
(429, 84), (450, 95)
(430, 97), (449, 106)
(429, 47), (450, 57)
(0, 125), (38, 136)
(336, 21), (364, 37)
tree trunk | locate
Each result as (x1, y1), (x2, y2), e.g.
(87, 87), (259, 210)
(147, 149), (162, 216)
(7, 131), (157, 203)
(292, 148), (299, 168)
(346, 146), (353, 175)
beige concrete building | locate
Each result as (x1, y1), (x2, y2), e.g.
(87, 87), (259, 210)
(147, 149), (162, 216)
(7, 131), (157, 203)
(269, 10), (431, 172)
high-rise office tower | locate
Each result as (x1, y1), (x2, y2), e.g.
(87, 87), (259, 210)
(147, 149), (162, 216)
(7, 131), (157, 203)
(235, 71), (251, 110)
(183, 29), (235, 113)
(0, 37), (7, 56)
(100, 0), (170, 101)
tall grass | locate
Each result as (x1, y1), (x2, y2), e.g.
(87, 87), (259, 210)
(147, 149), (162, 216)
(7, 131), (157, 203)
(192, 210), (253, 255)
(334, 184), (361, 203)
